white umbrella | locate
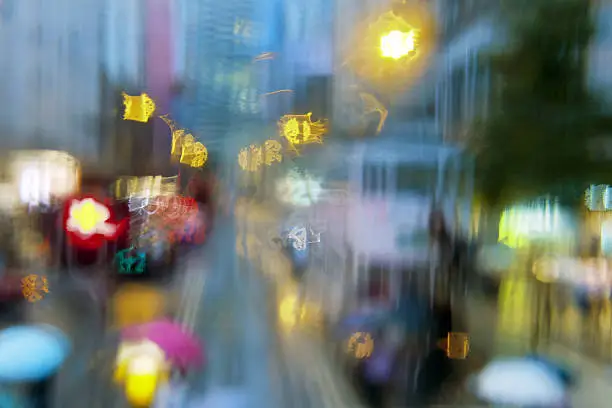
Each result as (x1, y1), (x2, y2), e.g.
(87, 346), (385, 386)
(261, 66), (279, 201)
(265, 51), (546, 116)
(473, 358), (566, 406)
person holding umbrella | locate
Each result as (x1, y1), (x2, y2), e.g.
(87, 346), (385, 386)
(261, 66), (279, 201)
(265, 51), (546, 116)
(116, 318), (205, 407)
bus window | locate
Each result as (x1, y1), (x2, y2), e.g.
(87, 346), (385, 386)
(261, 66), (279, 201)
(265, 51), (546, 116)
(395, 164), (435, 195)
(362, 164), (380, 196)
(381, 166), (387, 193)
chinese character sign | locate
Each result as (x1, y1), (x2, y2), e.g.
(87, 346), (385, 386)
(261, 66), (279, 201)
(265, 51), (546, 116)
(136, 195), (205, 245)
(159, 114), (208, 168)
(122, 92), (156, 122)
(115, 247), (146, 274)
(278, 113), (327, 153)
(21, 274), (49, 303)
(238, 140), (283, 172)
(347, 332), (374, 359)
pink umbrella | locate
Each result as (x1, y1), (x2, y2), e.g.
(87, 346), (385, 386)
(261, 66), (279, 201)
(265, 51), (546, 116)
(121, 319), (205, 371)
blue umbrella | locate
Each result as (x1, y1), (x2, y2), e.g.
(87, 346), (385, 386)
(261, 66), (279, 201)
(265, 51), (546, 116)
(0, 324), (71, 383)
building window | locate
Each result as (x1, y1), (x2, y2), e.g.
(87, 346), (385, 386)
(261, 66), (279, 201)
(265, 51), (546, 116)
(381, 166), (387, 193)
(362, 163), (383, 196)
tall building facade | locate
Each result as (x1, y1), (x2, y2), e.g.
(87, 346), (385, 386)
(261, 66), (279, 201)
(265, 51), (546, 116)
(431, 0), (503, 145)
(103, 0), (145, 86)
(145, 0), (176, 169)
(98, 0), (147, 173)
(100, 0), (178, 174)
(0, 0), (104, 161)
(175, 0), (264, 152)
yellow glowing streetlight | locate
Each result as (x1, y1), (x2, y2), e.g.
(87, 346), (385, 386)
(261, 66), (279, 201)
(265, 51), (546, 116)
(341, 2), (435, 94)
(380, 29), (417, 60)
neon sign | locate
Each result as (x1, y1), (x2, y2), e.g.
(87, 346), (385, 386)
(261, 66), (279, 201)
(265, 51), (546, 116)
(115, 247), (146, 274)
(63, 196), (126, 250)
(278, 113), (327, 153)
(347, 332), (374, 359)
(121, 92), (208, 168)
(122, 92), (156, 122)
(159, 114), (208, 168)
(238, 140), (283, 172)
(21, 274), (49, 303)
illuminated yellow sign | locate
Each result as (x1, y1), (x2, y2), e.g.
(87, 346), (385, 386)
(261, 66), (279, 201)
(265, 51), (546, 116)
(347, 332), (374, 359)
(437, 332), (470, 359)
(189, 141), (208, 168)
(122, 94), (208, 168)
(122, 92), (156, 123)
(238, 144), (263, 172)
(238, 140), (283, 172)
(159, 114), (208, 168)
(278, 113), (327, 152)
(113, 176), (177, 200)
(178, 134), (208, 168)
(21, 274), (49, 303)
(263, 140), (282, 165)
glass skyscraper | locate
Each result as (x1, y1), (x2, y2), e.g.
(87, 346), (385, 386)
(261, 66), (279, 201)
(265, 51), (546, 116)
(175, 0), (265, 150)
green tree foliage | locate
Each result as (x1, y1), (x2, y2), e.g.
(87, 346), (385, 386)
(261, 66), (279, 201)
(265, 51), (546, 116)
(472, 0), (611, 206)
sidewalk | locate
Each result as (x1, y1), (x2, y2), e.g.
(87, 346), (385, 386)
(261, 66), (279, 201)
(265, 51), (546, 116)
(466, 282), (612, 407)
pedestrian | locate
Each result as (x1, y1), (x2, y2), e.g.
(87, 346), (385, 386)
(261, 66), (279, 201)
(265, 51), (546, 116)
(429, 209), (454, 291)
(28, 373), (56, 408)
(354, 328), (389, 408)
(429, 209), (452, 256)
(153, 372), (188, 408)
(415, 297), (455, 405)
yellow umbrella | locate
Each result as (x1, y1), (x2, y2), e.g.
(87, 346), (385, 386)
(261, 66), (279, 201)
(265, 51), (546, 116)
(111, 284), (170, 329)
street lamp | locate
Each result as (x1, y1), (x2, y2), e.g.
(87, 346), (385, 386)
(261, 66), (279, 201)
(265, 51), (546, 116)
(342, 2), (435, 94)
(380, 29), (417, 60)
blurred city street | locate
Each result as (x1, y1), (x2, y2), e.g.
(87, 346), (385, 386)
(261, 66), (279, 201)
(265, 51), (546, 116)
(29, 201), (362, 407)
(3, 199), (611, 407)
(465, 273), (612, 407)
(3, 1), (612, 406)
